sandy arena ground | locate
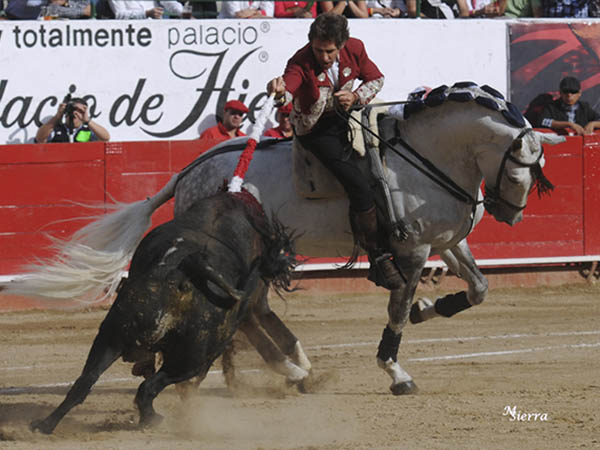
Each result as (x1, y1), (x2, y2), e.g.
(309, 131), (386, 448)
(1, 282), (599, 450)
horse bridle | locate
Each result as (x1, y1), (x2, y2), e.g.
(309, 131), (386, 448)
(483, 127), (543, 213)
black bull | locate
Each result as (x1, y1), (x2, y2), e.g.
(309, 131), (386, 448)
(31, 191), (310, 434)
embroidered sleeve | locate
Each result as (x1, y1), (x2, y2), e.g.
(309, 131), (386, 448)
(355, 76), (384, 105)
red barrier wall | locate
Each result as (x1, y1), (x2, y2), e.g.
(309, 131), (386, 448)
(0, 135), (598, 275)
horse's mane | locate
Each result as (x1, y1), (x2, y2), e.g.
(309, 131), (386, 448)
(399, 81), (527, 129)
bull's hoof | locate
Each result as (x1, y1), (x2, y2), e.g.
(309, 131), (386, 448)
(30, 418), (55, 435)
(139, 412), (164, 428)
(296, 376), (311, 394)
(390, 380), (419, 395)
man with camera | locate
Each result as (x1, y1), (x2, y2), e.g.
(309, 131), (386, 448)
(36, 96), (110, 144)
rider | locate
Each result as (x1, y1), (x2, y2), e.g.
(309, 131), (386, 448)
(267, 12), (404, 290)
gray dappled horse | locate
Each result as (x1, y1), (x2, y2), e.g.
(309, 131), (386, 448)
(1, 84), (565, 394)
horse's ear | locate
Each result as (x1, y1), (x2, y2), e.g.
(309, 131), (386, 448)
(535, 131), (566, 146)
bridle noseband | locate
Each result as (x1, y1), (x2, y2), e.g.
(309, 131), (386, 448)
(483, 128), (544, 213)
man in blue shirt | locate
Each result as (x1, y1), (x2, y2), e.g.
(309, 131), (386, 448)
(540, 76), (600, 136)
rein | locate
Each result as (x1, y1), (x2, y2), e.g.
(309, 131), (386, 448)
(483, 127), (551, 213)
(341, 108), (480, 208)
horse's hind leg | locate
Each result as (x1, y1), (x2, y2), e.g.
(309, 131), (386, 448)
(410, 240), (488, 324)
(31, 331), (122, 434)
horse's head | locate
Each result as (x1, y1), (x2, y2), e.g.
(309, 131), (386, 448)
(480, 129), (565, 225)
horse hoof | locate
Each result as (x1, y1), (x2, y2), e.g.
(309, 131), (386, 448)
(30, 418), (54, 435)
(139, 412), (164, 428)
(409, 298), (434, 324)
(409, 302), (425, 324)
(390, 380), (419, 395)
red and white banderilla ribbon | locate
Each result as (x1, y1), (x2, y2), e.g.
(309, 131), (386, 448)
(228, 93), (277, 193)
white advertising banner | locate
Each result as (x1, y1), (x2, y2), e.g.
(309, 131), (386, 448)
(0, 18), (507, 144)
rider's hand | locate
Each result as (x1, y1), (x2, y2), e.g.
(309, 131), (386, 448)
(267, 77), (286, 99)
(334, 90), (358, 111)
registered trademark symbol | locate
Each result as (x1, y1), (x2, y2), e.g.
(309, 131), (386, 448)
(258, 51), (269, 63)
(260, 22), (270, 33)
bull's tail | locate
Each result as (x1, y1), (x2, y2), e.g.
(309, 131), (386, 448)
(0, 174), (178, 303)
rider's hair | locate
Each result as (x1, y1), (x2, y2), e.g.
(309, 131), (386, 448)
(308, 12), (349, 48)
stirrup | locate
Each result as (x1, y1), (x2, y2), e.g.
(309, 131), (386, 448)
(367, 253), (403, 290)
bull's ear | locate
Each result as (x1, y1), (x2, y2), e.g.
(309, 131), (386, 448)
(178, 253), (242, 310)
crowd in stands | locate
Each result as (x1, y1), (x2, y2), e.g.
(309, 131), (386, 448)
(1, 0), (599, 20)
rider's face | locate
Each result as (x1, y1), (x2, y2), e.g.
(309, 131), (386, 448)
(311, 39), (342, 71)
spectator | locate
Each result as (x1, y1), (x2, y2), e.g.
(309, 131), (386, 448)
(36, 97), (110, 144)
(264, 103), (293, 139)
(218, 1), (274, 18)
(469, 0), (505, 17)
(274, 1), (317, 18)
(366, 0), (406, 17)
(406, 0), (469, 17)
(190, 0), (217, 18)
(541, 0), (588, 17)
(5, 0), (44, 19)
(321, 1), (369, 17)
(198, 100), (248, 151)
(591, 0), (600, 16)
(107, 0), (183, 19)
(45, 0), (92, 19)
(540, 76), (600, 135)
(502, 0), (542, 17)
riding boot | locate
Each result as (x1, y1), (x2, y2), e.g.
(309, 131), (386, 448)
(353, 207), (403, 290)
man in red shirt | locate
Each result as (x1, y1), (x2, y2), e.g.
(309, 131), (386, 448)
(198, 100), (248, 152)
(267, 12), (404, 290)
(264, 103), (293, 139)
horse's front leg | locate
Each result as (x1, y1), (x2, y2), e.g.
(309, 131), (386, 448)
(410, 239), (488, 323)
(376, 251), (427, 395)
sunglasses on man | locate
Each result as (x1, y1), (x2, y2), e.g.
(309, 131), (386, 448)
(561, 89), (580, 95)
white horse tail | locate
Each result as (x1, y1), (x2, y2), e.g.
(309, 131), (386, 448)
(0, 173), (179, 303)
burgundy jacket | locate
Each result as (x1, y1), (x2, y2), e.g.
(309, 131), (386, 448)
(282, 37), (384, 135)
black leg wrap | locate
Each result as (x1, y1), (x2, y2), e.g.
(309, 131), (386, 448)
(376, 326), (402, 362)
(434, 291), (472, 318)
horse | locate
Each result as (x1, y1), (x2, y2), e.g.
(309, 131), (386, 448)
(1, 83), (565, 395)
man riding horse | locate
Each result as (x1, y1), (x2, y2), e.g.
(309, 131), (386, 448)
(267, 12), (406, 290)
